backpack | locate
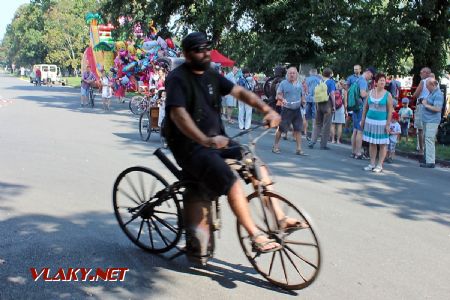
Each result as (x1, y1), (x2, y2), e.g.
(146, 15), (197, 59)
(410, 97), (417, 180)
(334, 89), (343, 109)
(314, 81), (328, 103)
(347, 81), (361, 112)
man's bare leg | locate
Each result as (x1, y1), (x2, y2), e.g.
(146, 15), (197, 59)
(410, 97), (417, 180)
(273, 128), (283, 150)
(227, 180), (280, 250)
(294, 131), (302, 151)
(355, 130), (363, 155)
(251, 166), (304, 228)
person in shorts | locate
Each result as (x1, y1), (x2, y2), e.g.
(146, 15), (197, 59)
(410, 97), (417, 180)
(387, 111), (401, 163)
(398, 97), (413, 142)
(165, 32), (304, 254)
(81, 65), (96, 107)
(272, 66), (307, 155)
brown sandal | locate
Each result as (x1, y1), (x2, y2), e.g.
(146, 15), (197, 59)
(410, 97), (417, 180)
(251, 232), (282, 253)
(279, 216), (309, 233)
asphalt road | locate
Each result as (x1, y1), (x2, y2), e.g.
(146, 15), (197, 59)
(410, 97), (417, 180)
(1, 72), (449, 300)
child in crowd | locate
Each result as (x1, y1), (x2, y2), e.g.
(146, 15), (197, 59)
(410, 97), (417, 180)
(100, 68), (112, 110)
(387, 111), (401, 163)
(398, 97), (413, 142)
(157, 89), (166, 128)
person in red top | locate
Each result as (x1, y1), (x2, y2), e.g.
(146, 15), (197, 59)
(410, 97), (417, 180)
(35, 68), (42, 86)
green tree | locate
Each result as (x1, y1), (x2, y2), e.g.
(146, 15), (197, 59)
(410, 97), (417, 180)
(98, 0), (449, 78)
(44, 0), (98, 74)
(3, 3), (49, 67)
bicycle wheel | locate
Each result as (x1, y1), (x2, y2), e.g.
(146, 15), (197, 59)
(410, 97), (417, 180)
(113, 166), (183, 253)
(130, 96), (145, 115)
(237, 190), (321, 290)
(139, 112), (151, 141)
(89, 89), (95, 107)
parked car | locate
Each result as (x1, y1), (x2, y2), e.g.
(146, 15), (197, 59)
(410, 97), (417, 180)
(30, 64), (62, 84)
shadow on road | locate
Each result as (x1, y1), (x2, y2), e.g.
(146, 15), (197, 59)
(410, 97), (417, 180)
(0, 181), (28, 213)
(256, 136), (450, 227)
(0, 210), (297, 298)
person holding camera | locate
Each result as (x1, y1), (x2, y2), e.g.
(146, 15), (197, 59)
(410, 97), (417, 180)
(420, 78), (444, 168)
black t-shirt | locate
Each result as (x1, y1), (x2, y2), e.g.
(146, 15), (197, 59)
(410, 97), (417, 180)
(165, 65), (234, 137)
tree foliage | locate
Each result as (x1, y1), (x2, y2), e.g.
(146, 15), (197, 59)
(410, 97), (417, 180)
(1, 0), (99, 72)
(2, 0), (448, 78)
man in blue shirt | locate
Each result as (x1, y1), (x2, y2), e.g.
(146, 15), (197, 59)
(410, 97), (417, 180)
(309, 67), (336, 150)
(420, 78), (444, 168)
(305, 68), (322, 137)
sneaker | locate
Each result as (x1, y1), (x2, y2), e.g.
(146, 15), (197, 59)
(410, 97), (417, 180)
(372, 165), (383, 173)
(308, 142), (315, 149)
(306, 136), (311, 142)
(363, 164), (374, 171)
(385, 158), (393, 164)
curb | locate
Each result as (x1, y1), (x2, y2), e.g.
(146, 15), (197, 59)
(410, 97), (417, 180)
(238, 116), (450, 167)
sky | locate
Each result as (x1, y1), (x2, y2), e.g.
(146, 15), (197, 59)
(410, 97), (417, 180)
(0, 0), (30, 40)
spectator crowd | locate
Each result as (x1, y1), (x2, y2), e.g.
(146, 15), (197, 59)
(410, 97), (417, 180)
(220, 64), (446, 171)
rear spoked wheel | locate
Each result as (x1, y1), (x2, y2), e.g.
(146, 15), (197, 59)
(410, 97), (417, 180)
(113, 166), (182, 253)
(237, 191), (321, 290)
(139, 112), (151, 141)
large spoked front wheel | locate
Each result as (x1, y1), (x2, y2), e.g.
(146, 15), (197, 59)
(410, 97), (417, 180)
(237, 191), (321, 290)
(139, 112), (151, 141)
(113, 166), (183, 253)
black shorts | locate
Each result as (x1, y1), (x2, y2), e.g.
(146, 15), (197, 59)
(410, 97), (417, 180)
(279, 107), (303, 133)
(178, 141), (242, 198)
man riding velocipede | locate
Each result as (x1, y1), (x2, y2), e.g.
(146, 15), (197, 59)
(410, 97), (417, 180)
(164, 32), (308, 254)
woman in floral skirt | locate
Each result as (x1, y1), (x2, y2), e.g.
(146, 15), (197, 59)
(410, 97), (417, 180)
(360, 73), (393, 173)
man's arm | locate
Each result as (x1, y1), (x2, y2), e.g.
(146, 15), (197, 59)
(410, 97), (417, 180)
(360, 88), (368, 99)
(230, 85), (280, 127)
(422, 95), (443, 112)
(169, 107), (222, 148)
(412, 80), (423, 100)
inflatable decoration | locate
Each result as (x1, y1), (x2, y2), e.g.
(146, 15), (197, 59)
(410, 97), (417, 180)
(83, 13), (184, 94)
(166, 38), (175, 49)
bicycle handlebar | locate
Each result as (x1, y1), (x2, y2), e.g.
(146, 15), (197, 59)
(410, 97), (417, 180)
(229, 123), (267, 140)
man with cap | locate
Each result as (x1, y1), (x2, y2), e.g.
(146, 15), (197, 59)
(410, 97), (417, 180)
(164, 32), (301, 253)
(398, 97), (413, 143)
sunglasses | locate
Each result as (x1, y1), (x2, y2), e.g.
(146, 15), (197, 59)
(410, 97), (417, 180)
(192, 44), (212, 53)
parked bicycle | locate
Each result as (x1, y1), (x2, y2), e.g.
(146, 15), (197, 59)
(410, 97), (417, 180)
(130, 89), (158, 115)
(113, 125), (321, 290)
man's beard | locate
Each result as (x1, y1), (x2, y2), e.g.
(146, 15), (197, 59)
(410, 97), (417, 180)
(187, 56), (211, 71)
